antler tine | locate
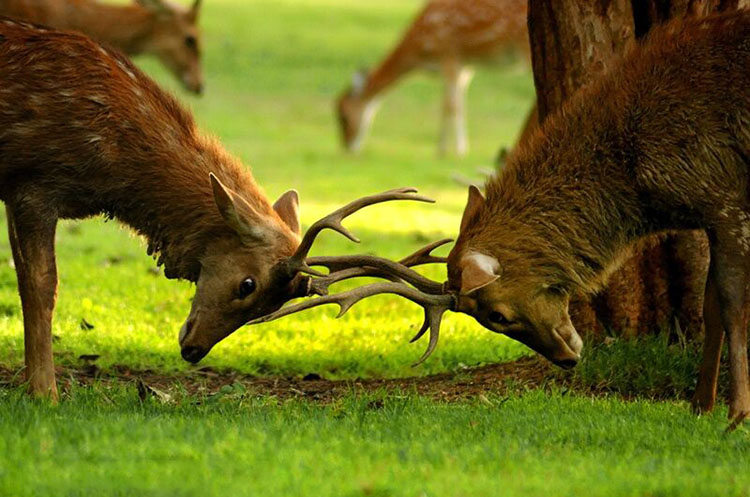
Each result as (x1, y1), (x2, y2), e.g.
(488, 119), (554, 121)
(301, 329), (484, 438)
(286, 188), (435, 270)
(398, 238), (453, 267)
(411, 305), (447, 366)
(246, 282), (456, 365)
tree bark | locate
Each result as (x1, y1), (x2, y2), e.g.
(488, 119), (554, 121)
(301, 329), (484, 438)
(525, 0), (746, 339)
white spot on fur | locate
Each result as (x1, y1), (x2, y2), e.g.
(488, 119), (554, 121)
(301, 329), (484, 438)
(116, 60), (136, 81)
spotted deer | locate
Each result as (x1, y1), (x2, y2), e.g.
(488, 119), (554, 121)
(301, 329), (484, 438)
(336, 0), (528, 156)
(0, 0), (204, 93)
(259, 11), (750, 428)
(0, 18), (432, 400)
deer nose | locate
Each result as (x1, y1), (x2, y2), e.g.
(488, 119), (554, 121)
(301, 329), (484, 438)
(181, 346), (207, 363)
(555, 357), (579, 370)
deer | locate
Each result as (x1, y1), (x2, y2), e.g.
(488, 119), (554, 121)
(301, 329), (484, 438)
(336, 0), (528, 157)
(0, 17), (438, 400)
(256, 10), (750, 428)
(0, 0), (204, 94)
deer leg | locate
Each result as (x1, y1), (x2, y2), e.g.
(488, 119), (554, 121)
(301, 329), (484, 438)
(692, 261), (724, 414)
(6, 203), (59, 401)
(708, 233), (750, 424)
(439, 61), (474, 157)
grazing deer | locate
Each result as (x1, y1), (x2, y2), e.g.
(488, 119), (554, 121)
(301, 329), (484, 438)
(336, 0), (528, 156)
(0, 0), (204, 93)
(259, 11), (750, 427)
(0, 18), (431, 400)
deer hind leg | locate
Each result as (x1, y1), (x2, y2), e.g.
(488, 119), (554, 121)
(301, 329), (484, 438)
(708, 229), (750, 425)
(6, 203), (59, 401)
(439, 60), (474, 157)
(692, 258), (724, 414)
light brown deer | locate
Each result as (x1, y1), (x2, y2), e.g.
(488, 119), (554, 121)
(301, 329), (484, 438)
(0, 18), (433, 400)
(259, 11), (750, 427)
(0, 0), (204, 93)
(336, 0), (528, 156)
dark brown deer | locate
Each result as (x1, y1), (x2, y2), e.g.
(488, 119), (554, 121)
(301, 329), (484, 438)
(0, 0), (204, 93)
(336, 0), (528, 156)
(0, 18), (433, 400)
(257, 11), (750, 427)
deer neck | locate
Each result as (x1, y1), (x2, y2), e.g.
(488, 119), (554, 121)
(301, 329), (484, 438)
(107, 132), (276, 282)
(359, 43), (419, 101)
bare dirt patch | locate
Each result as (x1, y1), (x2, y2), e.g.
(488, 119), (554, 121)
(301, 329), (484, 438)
(0, 356), (572, 402)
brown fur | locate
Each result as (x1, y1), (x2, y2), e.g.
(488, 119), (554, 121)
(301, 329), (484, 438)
(0, 0), (204, 93)
(0, 19), (301, 399)
(448, 11), (750, 422)
(336, 0), (528, 156)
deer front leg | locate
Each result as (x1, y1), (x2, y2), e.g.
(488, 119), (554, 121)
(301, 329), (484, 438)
(709, 234), (750, 425)
(692, 263), (724, 414)
(439, 60), (474, 157)
(6, 203), (59, 401)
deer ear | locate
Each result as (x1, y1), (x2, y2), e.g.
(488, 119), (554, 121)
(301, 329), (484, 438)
(188, 0), (201, 21)
(459, 185), (485, 233)
(210, 173), (270, 244)
(460, 252), (500, 294)
(273, 190), (301, 236)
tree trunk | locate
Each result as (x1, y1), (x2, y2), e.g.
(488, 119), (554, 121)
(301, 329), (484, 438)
(525, 0), (746, 339)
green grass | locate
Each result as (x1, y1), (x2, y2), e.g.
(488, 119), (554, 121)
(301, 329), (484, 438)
(0, 1), (741, 496)
(2, 386), (749, 497)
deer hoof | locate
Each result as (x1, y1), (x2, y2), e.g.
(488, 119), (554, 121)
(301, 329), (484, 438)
(726, 410), (750, 433)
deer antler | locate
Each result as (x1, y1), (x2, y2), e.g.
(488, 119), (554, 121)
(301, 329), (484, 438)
(397, 238), (450, 267)
(247, 281), (456, 366)
(305, 238), (452, 296)
(280, 188), (434, 277)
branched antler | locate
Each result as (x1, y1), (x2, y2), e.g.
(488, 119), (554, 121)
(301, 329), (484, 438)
(247, 281), (456, 366)
(282, 188), (434, 276)
(263, 185), (455, 365)
(305, 238), (452, 296)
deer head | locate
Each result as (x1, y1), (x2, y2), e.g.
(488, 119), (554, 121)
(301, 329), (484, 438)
(336, 69), (379, 152)
(179, 182), (434, 363)
(445, 186), (582, 368)
(178, 174), (306, 363)
(136, 0), (204, 94)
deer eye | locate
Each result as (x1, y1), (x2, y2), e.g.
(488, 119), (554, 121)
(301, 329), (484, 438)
(184, 35), (197, 50)
(238, 278), (256, 299)
(488, 311), (513, 326)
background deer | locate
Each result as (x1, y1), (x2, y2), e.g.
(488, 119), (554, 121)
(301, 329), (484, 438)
(336, 0), (528, 157)
(0, 18), (429, 400)
(0, 0), (204, 93)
